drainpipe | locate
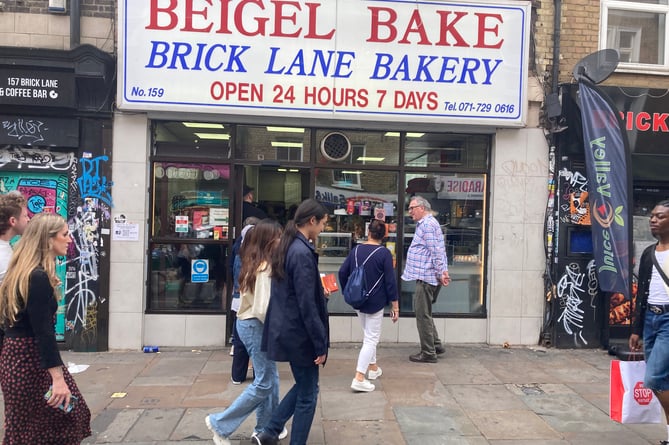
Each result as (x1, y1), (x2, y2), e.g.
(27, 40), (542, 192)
(552, 0), (562, 93)
(70, 0), (80, 49)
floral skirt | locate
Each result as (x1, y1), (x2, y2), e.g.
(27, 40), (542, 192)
(0, 337), (91, 445)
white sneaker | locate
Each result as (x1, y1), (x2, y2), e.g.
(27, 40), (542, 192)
(367, 367), (383, 380)
(351, 378), (375, 392)
(205, 415), (231, 445)
(229, 345), (234, 356)
(251, 427), (288, 441)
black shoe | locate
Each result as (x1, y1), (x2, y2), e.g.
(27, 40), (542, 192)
(660, 441), (669, 445)
(409, 352), (437, 363)
(252, 431), (279, 445)
(435, 346), (445, 355)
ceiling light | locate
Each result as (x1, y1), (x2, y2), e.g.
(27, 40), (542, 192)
(183, 122), (224, 129)
(383, 132), (424, 138)
(357, 157), (384, 162)
(289, 169), (299, 172)
(194, 133), (230, 140)
(271, 141), (303, 148)
(341, 171), (362, 174)
(266, 126), (305, 133)
(277, 168), (287, 172)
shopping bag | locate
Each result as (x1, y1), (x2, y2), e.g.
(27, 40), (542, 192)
(610, 359), (663, 423)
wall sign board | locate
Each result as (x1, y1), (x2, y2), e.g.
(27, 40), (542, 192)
(118, 0), (531, 127)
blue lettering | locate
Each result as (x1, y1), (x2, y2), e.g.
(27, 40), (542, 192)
(438, 57), (459, 83)
(459, 58), (480, 84)
(370, 53), (393, 79)
(414, 55), (438, 81)
(225, 45), (250, 72)
(146, 41), (170, 68)
(482, 59), (502, 85)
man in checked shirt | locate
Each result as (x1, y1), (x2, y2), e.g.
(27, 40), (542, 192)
(402, 196), (451, 363)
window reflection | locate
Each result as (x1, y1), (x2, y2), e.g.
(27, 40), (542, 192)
(402, 173), (486, 315)
(152, 162), (230, 240)
(315, 169), (399, 313)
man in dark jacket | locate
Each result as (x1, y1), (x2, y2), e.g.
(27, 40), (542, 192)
(630, 199), (669, 445)
(242, 185), (267, 220)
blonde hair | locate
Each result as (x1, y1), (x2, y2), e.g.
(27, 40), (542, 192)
(0, 213), (66, 327)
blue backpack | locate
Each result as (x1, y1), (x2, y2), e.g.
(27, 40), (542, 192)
(343, 246), (384, 309)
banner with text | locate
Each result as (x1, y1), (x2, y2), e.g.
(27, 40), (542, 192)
(579, 80), (631, 295)
(118, 0), (530, 126)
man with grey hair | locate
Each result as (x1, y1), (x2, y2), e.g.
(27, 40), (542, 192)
(402, 196), (450, 363)
(0, 191), (29, 282)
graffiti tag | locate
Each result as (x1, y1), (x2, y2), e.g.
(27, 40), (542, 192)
(2, 119), (47, 143)
(77, 156), (113, 207)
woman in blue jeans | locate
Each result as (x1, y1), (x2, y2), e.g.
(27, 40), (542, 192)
(253, 199), (330, 445)
(205, 219), (286, 445)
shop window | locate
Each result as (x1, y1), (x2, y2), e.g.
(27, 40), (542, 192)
(148, 161), (230, 312)
(314, 169), (399, 314)
(405, 133), (488, 169)
(237, 125), (311, 162)
(402, 173), (487, 315)
(601, 1), (667, 71)
(154, 121), (231, 159)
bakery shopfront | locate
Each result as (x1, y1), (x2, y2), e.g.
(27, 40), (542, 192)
(109, 0), (541, 349)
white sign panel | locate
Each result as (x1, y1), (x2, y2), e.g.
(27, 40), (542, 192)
(118, 0), (530, 127)
(435, 176), (485, 199)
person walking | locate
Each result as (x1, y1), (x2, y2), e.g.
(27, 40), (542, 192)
(0, 212), (91, 444)
(252, 199), (330, 445)
(229, 216), (260, 384)
(206, 219), (286, 445)
(0, 191), (30, 282)
(401, 196), (450, 363)
(339, 219), (399, 393)
(630, 199), (669, 445)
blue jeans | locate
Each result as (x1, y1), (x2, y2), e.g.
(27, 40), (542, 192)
(264, 363), (319, 445)
(644, 310), (669, 392)
(209, 318), (279, 437)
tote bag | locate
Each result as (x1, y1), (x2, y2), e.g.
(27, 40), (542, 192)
(610, 359), (663, 424)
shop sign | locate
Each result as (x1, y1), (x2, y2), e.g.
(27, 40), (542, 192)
(0, 115), (79, 147)
(435, 176), (484, 200)
(0, 69), (75, 108)
(118, 0), (530, 127)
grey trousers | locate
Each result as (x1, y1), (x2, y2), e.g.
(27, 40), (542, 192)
(413, 280), (442, 358)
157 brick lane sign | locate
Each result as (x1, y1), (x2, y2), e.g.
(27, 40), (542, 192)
(118, 0), (530, 126)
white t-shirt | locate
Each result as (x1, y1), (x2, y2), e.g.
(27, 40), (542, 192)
(0, 239), (12, 283)
(648, 249), (669, 305)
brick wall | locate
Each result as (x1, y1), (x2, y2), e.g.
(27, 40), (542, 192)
(3, 0), (115, 18)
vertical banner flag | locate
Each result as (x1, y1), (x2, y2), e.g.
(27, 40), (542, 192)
(578, 79), (631, 295)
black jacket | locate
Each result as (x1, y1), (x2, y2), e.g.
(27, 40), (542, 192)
(262, 232), (329, 366)
(632, 243), (656, 337)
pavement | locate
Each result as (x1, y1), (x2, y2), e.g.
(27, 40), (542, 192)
(0, 343), (667, 444)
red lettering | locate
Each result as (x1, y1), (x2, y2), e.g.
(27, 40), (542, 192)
(272, 1), (300, 37)
(474, 13), (503, 49)
(398, 9), (431, 45)
(653, 113), (669, 132)
(146, 0), (178, 30)
(235, 0), (268, 37)
(636, 112), (651, 131)
(367, 7), (398, 43)
(304, 3), (335, 39)
(435, 11), (468, 47)
(181, 0), (213, 33)
(622, 111), (634, 131)
(147, 0), (333, 39)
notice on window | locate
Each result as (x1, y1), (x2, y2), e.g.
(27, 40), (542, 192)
(175, 215), (189, 233)
(210, 207), (228, 225)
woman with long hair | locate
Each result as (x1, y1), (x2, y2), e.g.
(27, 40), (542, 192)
(0, 212), (91, 444)
(253, 199), (330, 445)
(339, 219), (399, 392)
(206, 219), (286, 445)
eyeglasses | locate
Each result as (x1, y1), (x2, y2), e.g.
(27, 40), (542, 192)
(408, 205), (422, 211)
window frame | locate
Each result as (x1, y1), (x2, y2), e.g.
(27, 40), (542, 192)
(600, 0), (669, 74)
